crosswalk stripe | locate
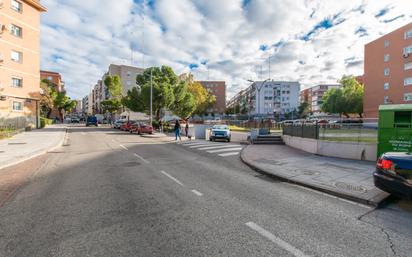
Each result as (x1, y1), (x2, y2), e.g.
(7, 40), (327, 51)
(189, 143), (226, 148)
(218, 152), (240, 157)
(182, 142), (204, 146)
(197, 145), (241, 150)
(207, 147), (243, 153)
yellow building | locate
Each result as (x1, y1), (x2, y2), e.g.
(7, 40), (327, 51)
(0, 0), (46, 128)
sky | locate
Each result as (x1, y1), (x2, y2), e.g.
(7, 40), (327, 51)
(39, 0), (412, 100)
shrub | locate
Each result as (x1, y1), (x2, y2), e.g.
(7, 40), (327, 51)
(40, 117), (54, 128)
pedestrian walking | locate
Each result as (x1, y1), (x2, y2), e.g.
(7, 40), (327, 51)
(185, 121), (189, 137)
(174, 120), (181, 141)
(159, 119), (163, 133)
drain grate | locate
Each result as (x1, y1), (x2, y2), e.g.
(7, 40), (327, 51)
(334, 182), (367, 193)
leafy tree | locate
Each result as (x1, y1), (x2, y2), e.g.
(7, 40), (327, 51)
(136, 66), (178, 120)
(121, 87), (145, 112)
(321, 75), (364, 118)
(103, 75), (123, 117)
(39, 80), (56, 118)
(297, 101), (310, 118)
(54, 92), (76, 121)
(187, 81), (216, 115)
(171, 81), (196, 119)
(101, 99), (122, 114)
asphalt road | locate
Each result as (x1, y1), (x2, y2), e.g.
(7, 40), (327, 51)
(0, 126), (411, 257)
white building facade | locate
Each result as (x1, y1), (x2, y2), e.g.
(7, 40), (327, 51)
(310, 84), (341, 115)
(249, 81), (300, 117)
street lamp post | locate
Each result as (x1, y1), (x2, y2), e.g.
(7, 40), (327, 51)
(150, 67), (153, 127)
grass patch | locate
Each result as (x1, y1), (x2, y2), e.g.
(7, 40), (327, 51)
(229, 125), (250, 132)
(320, 137), (377, 143)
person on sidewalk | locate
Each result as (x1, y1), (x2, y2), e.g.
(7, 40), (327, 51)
(159, 119), (163, 133)
(185, 121), (189, 137)
(174, 120), (181, 141)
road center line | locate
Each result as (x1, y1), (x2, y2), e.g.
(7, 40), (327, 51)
(245, 222), (310, 257)
(191, 189), (203, 196)
(207, 147), (242, 153)
(134, 153), (150, 164)
(160, 171), (184, 187)
(119, 144), (128, 150)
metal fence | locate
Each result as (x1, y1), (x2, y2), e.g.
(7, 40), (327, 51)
(283, 120), (378, 143)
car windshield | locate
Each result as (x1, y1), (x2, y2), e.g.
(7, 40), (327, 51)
(212, 125), (229, 130)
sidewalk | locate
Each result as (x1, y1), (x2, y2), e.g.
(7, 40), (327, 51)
(241, 144), (390, 206)
(0, 125), (67, 170)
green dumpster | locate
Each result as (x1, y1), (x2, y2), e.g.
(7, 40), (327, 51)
(378, 104), (412, 157)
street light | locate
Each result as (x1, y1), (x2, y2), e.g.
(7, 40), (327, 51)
(150, 67), (153, 127)
(249, 78), (270, 117)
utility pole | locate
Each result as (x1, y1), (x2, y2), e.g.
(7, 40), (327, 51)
(150, 67), (153, 126)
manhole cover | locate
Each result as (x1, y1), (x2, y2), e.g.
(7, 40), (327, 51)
(8, 142), (27, 145)
(334, 182), (367, 193)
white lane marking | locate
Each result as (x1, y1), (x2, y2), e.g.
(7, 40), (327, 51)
(207, 147), (243, 153)
(160, 170), (184, 187)
(189, 144), (224, 148)
(134, 153), (150, 164)
(245, 222), (310, 257)
(182, 142), (204, 146)
(197, 145), (241, 150)
(191, 189), (203, 196)
(119, 144), (128, 150)
(218, 152), (240, 157)
(81, 132), (86, 135)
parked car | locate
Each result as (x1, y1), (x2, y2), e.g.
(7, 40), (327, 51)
(130, 122), (154, 135)
(374, 152), (412, 199)
(209, 125), (231, 142)
(120, 121), (136, 131)
(86, 116), (98, 127)
(71, 117), (80, 123)
(113, 120), (125, 129)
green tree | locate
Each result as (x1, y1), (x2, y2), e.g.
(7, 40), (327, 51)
(171, 81), (197, 119)
(321, 76), (364, 118)
(187, 81), (216, 115)
(101, 99), (122, 114)
(136, 66), (178, 120)
(297, 101), (310, 118)
(121, 87), (145, 112)
(39, 80), (56, 118)
(103, 75), (123, 117)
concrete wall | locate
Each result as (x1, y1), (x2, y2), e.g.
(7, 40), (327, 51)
(282, 135), (378, 161)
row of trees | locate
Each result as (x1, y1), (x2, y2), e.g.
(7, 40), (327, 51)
(102, 66), (216, 120)
(40, 79), (77, 121)
(297, 75), (364, 119)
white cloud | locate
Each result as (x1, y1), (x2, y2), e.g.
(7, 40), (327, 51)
(40, 0), (412, 100)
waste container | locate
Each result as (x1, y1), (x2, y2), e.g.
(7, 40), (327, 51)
(377, 104), (412, 157)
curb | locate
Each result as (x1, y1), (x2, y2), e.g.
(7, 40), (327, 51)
(240, 145), (389, 207)
(0, 127), (68, 171)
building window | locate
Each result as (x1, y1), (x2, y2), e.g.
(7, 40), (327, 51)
(47, 76), (53, 81)
(404, 45), (412, 55)
(384, 96), (390, 104)
(384, 82), (389, 90)
(11, 0), (22, 12)
(12, 101), (23, 111)
(384, 54), (390, 62)
(404, 93), (412, 101)
(384, 68), (390, 76)
(405, 62), (412, 70)
(405, 29), (412, 39)
(10, 24), (22, 37)
(11, 50), (22, 62)
(127, 71), (131, 77)
(404, 77), (412, 86)
(384, 40), (390, 48)
(11, 77), (22, 88)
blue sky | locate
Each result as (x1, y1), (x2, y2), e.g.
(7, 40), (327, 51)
(39, 0), (412, 99)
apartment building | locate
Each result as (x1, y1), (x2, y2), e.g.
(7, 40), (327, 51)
(40, 70), (65, 93)
(0, 0), (46, 128)
(106, 64), (144, 94)
(226, 87), (252, 114)
(197, 81), (226, 115)
(92, 80), (104, 114)
(310, 84), (341, 115)
(248, 80), (300, 117)
(364, 22), (412, 118)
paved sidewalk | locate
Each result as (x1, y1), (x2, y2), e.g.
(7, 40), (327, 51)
(241, 144), (390, 206)
(0, 125), (67, 170)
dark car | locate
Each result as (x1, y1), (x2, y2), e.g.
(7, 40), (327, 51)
(374, 152), (412, 199)
(86, 116), (98, 127)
